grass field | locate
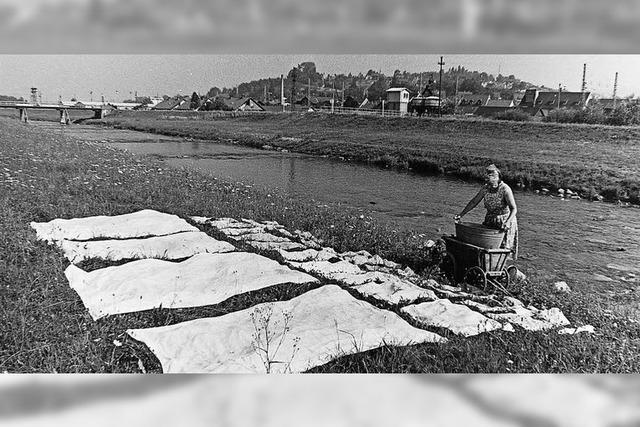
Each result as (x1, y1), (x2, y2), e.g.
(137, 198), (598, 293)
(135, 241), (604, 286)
(91, 111), (640, 204)
(1, 117), (639, 373)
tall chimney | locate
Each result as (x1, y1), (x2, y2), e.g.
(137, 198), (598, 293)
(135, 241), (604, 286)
(581, 63), (587, 107)
(613, 72), (619, 108)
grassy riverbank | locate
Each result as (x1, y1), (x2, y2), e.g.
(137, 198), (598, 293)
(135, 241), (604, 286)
(92, 111), (640, 204)
(1, 117), (639, 373)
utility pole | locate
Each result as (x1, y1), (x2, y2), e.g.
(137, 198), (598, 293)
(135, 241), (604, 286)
(581, 63), (587, 108)
(613, 72), (619, 108)
(438, 56), (445, 117)
(291, 70), (296, 112)
(332, 80), (335, 113)
(280, 74), (285, 112)
(308, 78), (311, 110)
(556, 83), (562, 122)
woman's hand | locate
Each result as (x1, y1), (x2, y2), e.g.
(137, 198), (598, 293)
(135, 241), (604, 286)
(454, 214), (462, 222)
(500, 222), (510, 232)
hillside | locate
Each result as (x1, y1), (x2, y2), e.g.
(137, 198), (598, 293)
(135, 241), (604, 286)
(210, 61), (539, 105)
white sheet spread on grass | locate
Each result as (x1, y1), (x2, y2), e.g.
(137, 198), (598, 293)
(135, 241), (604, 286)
(65, 252), (318, 320)
(58, 231), (235, 263)
(127, 285), (445, 373)
(30, 209), (198, 243)
(401, 299), (503, 337)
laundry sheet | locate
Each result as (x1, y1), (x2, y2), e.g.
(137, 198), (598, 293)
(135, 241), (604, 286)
(401, 299), (503, 337)
(30, 209), (198, 243)
(58, 231), (235, 263)
(127, 285), (446, 373)
(65, 252), (318, 320)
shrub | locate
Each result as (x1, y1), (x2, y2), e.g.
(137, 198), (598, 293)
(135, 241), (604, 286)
(542, 106), (606, 124)
(493, 110), (531, 122)
(601, 185), (622, 202)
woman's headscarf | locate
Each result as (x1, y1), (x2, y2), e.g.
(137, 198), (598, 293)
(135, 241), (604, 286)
(485, 164), (501, 178)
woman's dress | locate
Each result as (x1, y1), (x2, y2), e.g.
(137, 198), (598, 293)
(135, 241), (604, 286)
(482, 182), (518, 260)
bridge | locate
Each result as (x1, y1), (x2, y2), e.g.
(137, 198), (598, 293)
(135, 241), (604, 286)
(0, 101), (113, 124)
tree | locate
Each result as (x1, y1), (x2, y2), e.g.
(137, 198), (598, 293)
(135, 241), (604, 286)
(202, 97), (232, 111)
(344, 80), (363, 102)
(459, 78), (483, 93)
(206, 86), (221, 98)
(367, 76), (388, 101)
(190, 92), (201, 109)
(343, 96), (360, 108)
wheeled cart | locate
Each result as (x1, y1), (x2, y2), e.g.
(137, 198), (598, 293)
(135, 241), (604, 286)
(441, 235), (517, 293)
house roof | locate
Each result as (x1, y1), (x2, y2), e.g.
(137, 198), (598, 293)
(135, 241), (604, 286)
(152, 97), (186, 110)
(485, 99), (514, 108)
(297, 96), (334, 105)
(359, 100), (382, 110)
(386, 87), (409, 92)
(457, 94), (490, 106)
(520, 91), (591, 108)
(220, 96), (265, 111)
(174, 100), (192, 110)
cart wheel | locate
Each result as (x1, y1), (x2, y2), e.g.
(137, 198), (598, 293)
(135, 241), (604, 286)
(439, 251), (457, 285)
(463, 266), (487, 291)
(501, 267), (511, 289)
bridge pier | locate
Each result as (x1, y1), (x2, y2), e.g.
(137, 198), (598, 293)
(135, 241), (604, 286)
(19, 108), (29, 123)
(59, 108), (71, 125)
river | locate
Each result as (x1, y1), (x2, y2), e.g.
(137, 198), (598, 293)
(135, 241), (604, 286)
(55, 124), (640, 302)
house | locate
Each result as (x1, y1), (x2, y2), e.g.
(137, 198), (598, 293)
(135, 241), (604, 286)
(174, 100), (194, 110)
(457, 94), (490, 114)
(358, 98), (382, 110)
(518, 88), (591, 110)
(457, 94), (490, 107)
(296, 96), (334, 108)
(593, 98), (631, 113)
(512, 91), (526, 105)
(221, 97), (265, 112)
(152, 97), (188, 110)
(385, 87), (410, 115)
(485, 99), (514, 108)
(107, 102), (143, 110)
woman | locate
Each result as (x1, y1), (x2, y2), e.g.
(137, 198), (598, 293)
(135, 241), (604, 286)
(454, 164), (518, 260)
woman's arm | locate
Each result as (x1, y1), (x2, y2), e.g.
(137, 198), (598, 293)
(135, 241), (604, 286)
(502, 185), (518, 230)
(456, 187), (486, 220)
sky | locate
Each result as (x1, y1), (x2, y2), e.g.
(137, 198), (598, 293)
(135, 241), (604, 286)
(0, 55), (638, 102)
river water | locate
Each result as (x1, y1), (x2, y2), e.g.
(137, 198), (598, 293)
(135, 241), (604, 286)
(56, 124), (640, 294)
